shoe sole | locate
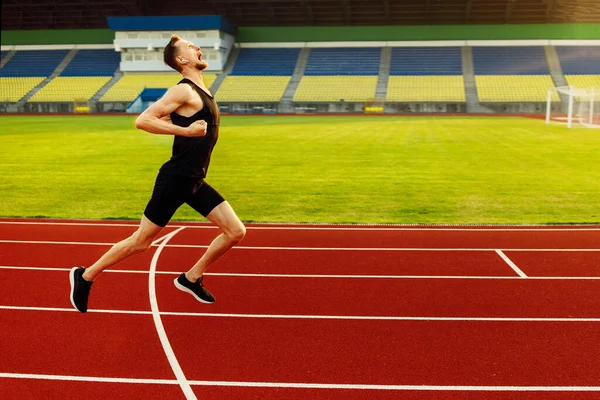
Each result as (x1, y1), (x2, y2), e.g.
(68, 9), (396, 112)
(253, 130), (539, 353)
(173, 278), (214, 304)
(70, 267), (87, 313)
(69, 267), (80, 312)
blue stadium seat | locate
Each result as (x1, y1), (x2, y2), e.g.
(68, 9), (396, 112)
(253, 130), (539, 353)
(473, 47), (549, 75)
(556, 46), (600, 75)
(230, 48), (300, 76)
(389, 47), (463, 76)
(304, 48), (380, 76)
(0, 50), (69, 77)
(61, 49), (120, 76)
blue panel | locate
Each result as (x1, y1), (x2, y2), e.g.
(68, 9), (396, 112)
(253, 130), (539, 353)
(61, 49), (120, 77)
(230, 48), (300, 76)
(473, 47), (549, 75)
(141, 88), (167, 101)
(107, 15), (235, 35)
(390, 47), (463, 76)
(0, 50), (69, 77)
(304, 48), (380, 76)
(556, 46), (600, 75)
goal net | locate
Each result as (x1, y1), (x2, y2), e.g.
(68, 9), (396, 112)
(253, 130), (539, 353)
(546, 86), (600, 128)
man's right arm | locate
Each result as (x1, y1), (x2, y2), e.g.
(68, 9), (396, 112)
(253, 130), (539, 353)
(135, 85), (206, 137)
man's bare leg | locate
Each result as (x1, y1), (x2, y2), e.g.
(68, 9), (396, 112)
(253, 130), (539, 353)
(83, 215), (164, 281)
(185, 201), (246, 282)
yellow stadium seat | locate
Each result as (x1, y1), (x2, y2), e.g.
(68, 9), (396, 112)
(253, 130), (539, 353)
(386, 76), (465, 102)
(293, 76), (377, 102)
(0, 77), (45, 102)
(565, 75), (600, 90)
(29, 77), (111, 102)
(100, 73), (216, 102)
(476, 75), (559, 102)
(216, 76), (291, 102)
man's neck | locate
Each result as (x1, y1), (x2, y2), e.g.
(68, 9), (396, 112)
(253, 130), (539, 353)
(181, 71), (205, 88)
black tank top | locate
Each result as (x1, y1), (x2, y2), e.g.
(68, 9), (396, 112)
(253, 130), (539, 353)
(159, 78), (220, 178)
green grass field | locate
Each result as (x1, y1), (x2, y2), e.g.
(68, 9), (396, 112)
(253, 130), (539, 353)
(0, 115), (598, 224)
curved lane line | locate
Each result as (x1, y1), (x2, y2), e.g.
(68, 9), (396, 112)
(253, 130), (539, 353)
(148, 227), (197, 400)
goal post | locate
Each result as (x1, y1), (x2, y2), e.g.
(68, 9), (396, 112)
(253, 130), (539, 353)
(546, 86), (600, 129)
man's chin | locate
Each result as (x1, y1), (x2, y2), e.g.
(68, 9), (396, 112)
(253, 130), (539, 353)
(196, 61), (209, 71)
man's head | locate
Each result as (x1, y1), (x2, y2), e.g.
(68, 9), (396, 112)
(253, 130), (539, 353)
(163, 35), (209, 73)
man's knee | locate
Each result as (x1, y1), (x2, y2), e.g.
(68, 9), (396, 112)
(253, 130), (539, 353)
(227, 223), (246, 244)
(129, 233), (154, 253)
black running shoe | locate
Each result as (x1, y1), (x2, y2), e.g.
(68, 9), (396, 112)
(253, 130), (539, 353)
(70, 267), (93, 313)
(174, 273), (215, 304)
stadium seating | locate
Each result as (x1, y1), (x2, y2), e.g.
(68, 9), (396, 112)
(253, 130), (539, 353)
(389, 47), (463, 76)
(556, 46), (600, 95)
(100, 74), (216, 102)
(476, 75), (559, 102)
(61, 49), (120, 76)
(556, 46), (600, 75)
(230, 48), (300, 76)
(0, 50), (69, 77)
(214, 48), (298, 102)
(387, 47), (465, 102)
(387, 76), (465, 102)
(473, 46), (555, 102)
(304, 48), (380, 76)
(0, 77), (45, 102)
(293, 76), (378, 102)
(216, 76), (291, 102)
(293, 48), (380, 102)
(29, 76), (111, 102)
(564, 75), (600, 90)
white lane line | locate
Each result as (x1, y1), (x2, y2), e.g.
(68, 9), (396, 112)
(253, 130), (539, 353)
(4, 266), (600, 280)
(0, 372), (175, 384)
(2, 219), (600, 231)
(2, 239), (600, 252)
(1, 373), (600, 391)
(0, 239), (115, 246)
(2, 305), (600, 322)
(147, 226), (196, 400)
(0, 305), (150, 314)
(0, 221), (142, 227)
(151, 231), (175, 246)
(189, 381), (600, 391)
(495, 250), (528, 278)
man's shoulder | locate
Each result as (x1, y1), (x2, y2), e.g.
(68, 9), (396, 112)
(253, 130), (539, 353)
(166, 82), (194, 100)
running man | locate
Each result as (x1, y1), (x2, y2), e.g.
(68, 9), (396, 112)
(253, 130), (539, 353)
(69, 35), (246, 313)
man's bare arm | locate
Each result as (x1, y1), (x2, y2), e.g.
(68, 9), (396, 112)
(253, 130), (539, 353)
(135, 85), (207, 137)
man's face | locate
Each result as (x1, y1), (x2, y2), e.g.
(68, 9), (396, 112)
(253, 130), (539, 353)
(176, 40), (209, 71)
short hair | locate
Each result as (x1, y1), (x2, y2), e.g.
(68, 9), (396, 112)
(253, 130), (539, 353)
(163, 35), (182, 72)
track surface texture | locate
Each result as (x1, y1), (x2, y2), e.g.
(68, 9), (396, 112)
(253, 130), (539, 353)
(1, 219), (600, 399)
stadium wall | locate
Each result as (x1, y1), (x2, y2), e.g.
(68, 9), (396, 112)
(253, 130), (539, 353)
(236, 24), (600, 42)
(2, 24), (600, 46)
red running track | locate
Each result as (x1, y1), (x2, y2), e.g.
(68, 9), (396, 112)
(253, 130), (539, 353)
(1, 219), (600, 399)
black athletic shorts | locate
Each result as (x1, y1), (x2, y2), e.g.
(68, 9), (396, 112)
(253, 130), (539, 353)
(143, 173), (225, 227)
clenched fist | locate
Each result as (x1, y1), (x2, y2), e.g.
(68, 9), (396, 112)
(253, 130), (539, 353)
(186, 120), (208, 137)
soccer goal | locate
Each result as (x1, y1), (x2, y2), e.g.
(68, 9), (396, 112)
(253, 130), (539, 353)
(546, 86), (600, 128)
